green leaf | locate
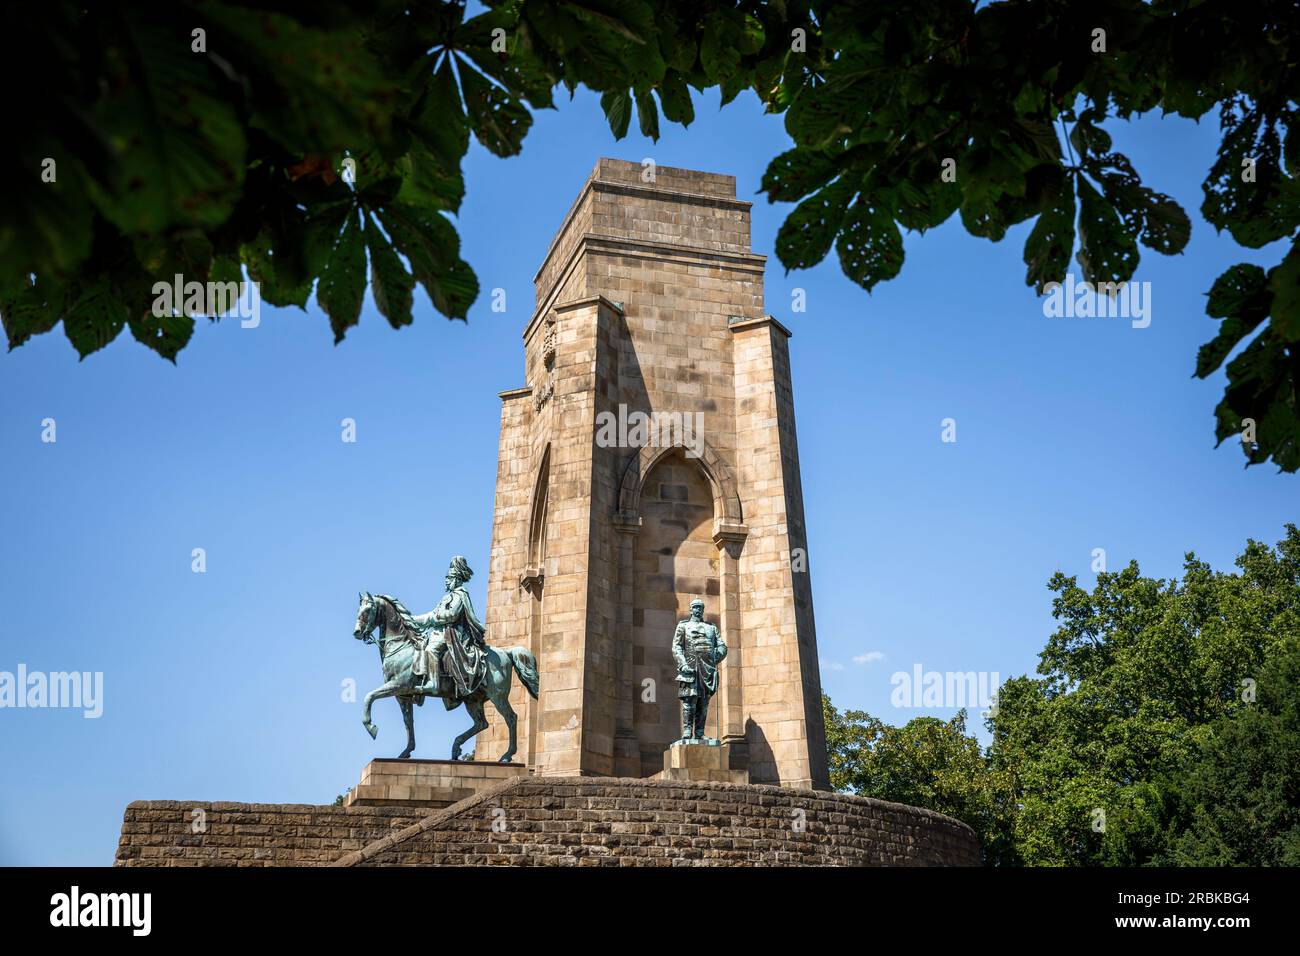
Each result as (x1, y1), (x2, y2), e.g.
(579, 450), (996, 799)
(1201, 106), (1299, 250)
(457, 59), (533, 157)
(241, 199), (351, 312)
(655, 11), (696, 73)
(210, 256), (243, 288)
(1267, 244), (1300, 341)
(1197, 316), (1267, 380)
(762, 147), (842, 203)
(700, 21), (741, 80)
(1092, 153), (1191, 257)
(0, 149), (94, 279)
(1213, 329), (1300, 471)
(1024, 181), (1077, 293)
(737, 13), (766, 54)
(62, 281), (129, 358)
(1069, 115), (1112, 158)
(1206, 264), (1268, 320)
(200, 5), (395, 155)
(1011, 120), (1062, 165)
(378, 203), (478, 319)
(1140, 194), (1192, 255)
(718, 72), (749, 107)
(409, 58), (472, 170)
(785, 77), (875, 149)
(891, 165), (962, 234)
(90, 19), (245, 234)
(127, 306), (196, 361)
(132, 231), (216, 285)
(1, 276), (66, 351)
(1196, 264), (1271, 378)
(657, 70), (693, 127)
(364, 214), (415, 330)
(522, 0), (660, 91)
(564, 0), (655, 45)
(241, 233), (313, 311)
(835, 197), (904, 292)
(1075, 177), (1140, 285)
(396, 148), (465, 213)
(634, 88), (660, 140)
(600, 89), (632, 139)
(774, 176), (859, 271)
(959, 144), (1037, 242)
(316, 212), (367, 342)
(301, 202), (355, 285)
(460, 12), (555, 110)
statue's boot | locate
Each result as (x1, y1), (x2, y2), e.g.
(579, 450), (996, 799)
(413, 665), (434, 695)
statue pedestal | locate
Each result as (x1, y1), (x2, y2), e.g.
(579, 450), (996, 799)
(655, 741), (749, 784)
(345, 758), (529, 809)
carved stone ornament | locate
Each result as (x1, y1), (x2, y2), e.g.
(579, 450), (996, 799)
(534, 313), (558, 410)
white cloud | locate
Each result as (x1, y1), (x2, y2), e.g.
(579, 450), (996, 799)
(852, 651), (885, 665)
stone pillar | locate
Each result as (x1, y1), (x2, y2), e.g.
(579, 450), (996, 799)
(477, 386), (535, 765)
(612, 512), (641, 776)
(531, 298), (602, 776)
(521, 573), (544, 767)
(730, 316), (828, 790)
(713, 521), (748, 769)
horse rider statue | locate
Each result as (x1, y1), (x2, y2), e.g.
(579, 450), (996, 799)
(412, 555), (489, 703)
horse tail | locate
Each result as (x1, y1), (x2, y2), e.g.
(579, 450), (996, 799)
(509, 648), (540, 700)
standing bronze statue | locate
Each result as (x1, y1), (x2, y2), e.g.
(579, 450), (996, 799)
(672, 598), (727, 744)
(352, 557), (539, 762)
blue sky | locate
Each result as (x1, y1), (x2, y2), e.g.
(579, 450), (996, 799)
(1, 85), (1294, 865)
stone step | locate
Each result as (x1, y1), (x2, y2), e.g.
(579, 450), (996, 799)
(346, 759), (530, 808)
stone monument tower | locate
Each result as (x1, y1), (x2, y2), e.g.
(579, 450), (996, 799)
(116, 160), (980, 870)
(476, 158), (829, 791)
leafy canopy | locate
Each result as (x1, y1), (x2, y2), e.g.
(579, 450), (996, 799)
(826, 525), (1300, 866)
(2, 1), (1298, 470)
(823, 695), (1016, 864)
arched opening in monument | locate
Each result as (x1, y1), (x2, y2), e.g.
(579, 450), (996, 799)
(632, 447), (719, 776)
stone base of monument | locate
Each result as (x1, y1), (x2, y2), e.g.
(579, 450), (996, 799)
(654, 741), (749, 784)
(116, 775), (983, 866)
(344, 758), (529, 809)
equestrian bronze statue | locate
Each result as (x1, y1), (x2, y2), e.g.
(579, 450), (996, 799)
(352, 556), (539, 762)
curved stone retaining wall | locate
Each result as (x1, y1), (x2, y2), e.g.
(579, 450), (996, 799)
(336, 777), (981, 866)
(116, 777), (980, 866)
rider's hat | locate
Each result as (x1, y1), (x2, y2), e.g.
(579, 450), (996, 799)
(447, 555), (473, 582)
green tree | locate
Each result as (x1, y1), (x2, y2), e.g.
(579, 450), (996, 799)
(828, 527), (1300, 866)
(823, 694), (1015, 864)
(1159, 638), (1300, 865)
(3, 2), (1298, 469)
(988, 525), (1300, 865)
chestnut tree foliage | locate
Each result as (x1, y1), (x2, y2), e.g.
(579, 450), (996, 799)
(2, 1), (1297, 469)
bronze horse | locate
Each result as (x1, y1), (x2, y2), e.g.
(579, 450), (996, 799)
(353, 591), (539, 761)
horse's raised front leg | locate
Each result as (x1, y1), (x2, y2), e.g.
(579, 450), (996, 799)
(493, 693), (519, 764)
(451, 698), (488, 761)
(397, 696), (416, 759)
(361, 680), (401, 739)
